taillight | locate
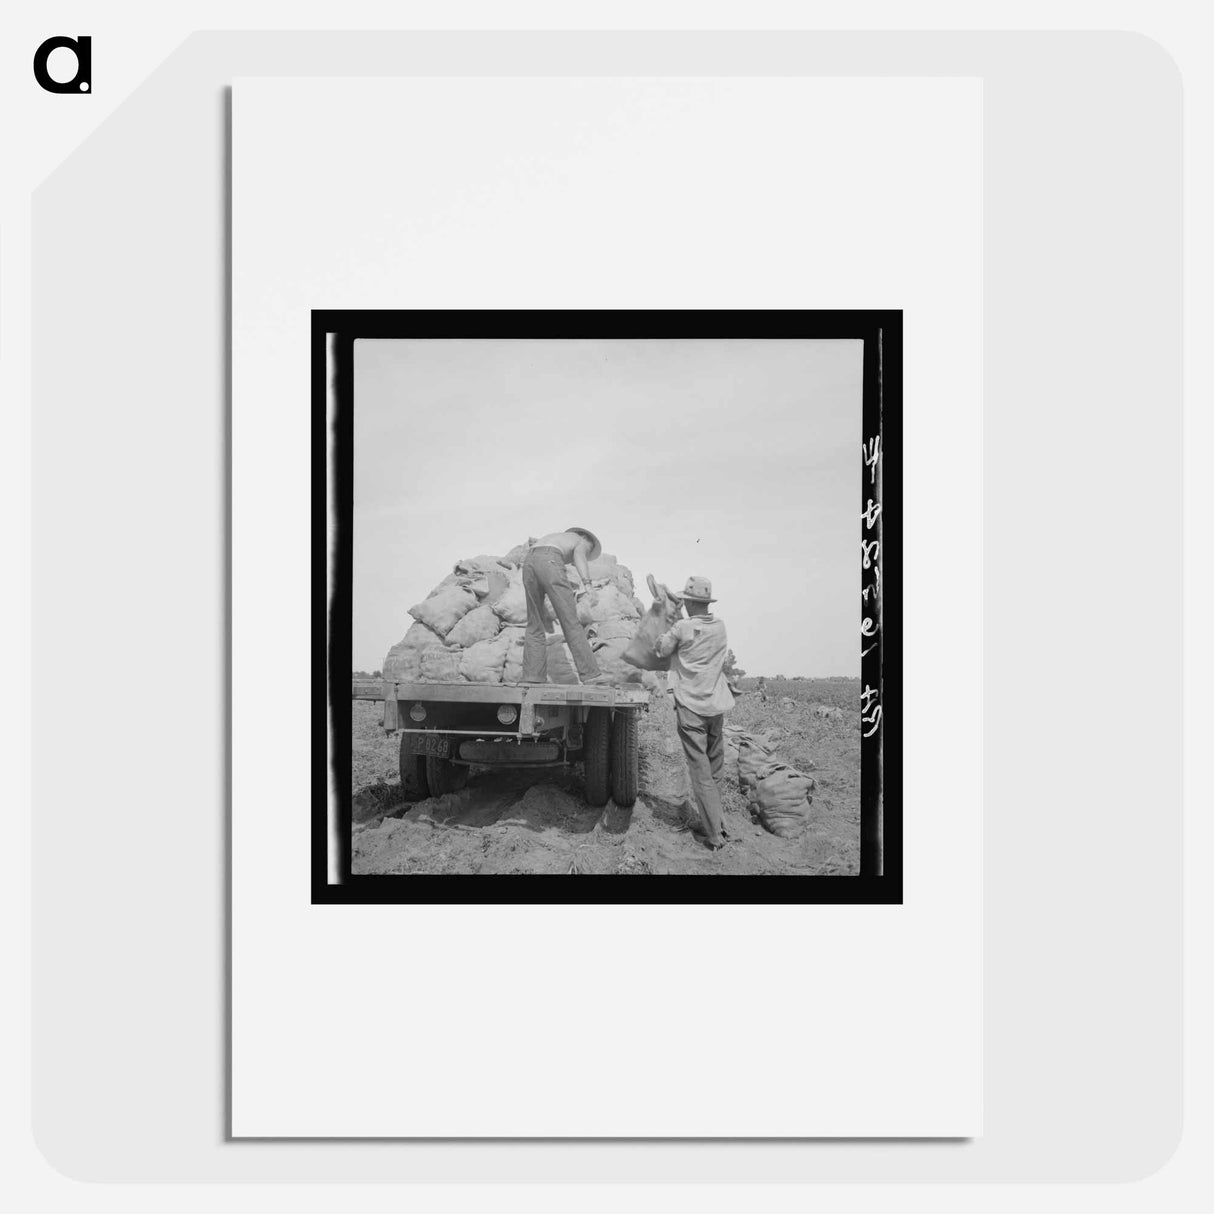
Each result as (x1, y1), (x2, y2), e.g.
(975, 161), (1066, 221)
(408, 703), (426, 722)
(496, 705), (518, 724)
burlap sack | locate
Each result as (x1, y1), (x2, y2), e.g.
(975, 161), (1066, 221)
(587, 553), (618, 579)
(482, 568), (510, 606)
(453, 554), (507, 576)
(587, 617), (638, 644)
(545, 634), (578, 685)
(426, 571), (463, 597)
(750, 764), (816, 838)
(612, 568), (636, 597)
(382, 621), (445, 682)
(491, 571), (529, 626)
(444, 603), (501, 648)
(459, 634), (510, 684)
(408, 584), (479, 636)
(591, 637), (644, 683)
(575, 585), (639, 626)
(737, 737), (778, 795)
(579, 554), (634, 596)
(502, 633), (526, 684)
(502, 539), (535, 568)
(419, 645), (463, 683)
(621, 576), (683, 671)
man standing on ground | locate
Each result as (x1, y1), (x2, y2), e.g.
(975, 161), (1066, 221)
(520, 528), (612, 686)
(654, 577), (736, 851)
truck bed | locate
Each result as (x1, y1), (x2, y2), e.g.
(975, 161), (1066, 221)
(352, 679), (651, 708)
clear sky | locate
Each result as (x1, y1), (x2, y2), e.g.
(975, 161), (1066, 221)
(352, 338), (862, 677)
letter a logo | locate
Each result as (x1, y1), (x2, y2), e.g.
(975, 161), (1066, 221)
(33, 35), (92, 94)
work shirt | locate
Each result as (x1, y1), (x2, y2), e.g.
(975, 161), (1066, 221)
(654, 614), (735, 717)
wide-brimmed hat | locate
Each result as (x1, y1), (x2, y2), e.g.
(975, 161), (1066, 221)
(681, 575), (717, 603)
(565, 527), (602, 561)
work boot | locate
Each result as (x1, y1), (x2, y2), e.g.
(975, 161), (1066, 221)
(582, 673), (614, 686)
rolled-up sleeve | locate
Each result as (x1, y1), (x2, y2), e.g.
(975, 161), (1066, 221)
(654, 626), (680, 659)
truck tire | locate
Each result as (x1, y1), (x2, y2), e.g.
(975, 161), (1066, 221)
(425, 754), (468, 797)
(398, 734), (430, 800)
(583, 707), (610, 807)
(610, 710), (639, 808)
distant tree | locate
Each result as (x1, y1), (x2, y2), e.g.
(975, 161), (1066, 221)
(372, 670), (382, 678)
(722, 648), (746, 681)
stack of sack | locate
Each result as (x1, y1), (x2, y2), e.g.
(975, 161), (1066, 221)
(382, 540), (655, 687)
(737, 737), (817, 838)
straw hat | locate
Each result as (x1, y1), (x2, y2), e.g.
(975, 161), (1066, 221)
(565, 527), (602, 561)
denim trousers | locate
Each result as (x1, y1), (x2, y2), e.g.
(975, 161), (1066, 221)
(520, 548), (601, 681)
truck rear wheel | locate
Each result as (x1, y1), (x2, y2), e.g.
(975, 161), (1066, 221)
(610, 710), (639, 808)
(583, 707), (610, 807)
(425, 754), (468, 797)
(398, 734), (430, 801)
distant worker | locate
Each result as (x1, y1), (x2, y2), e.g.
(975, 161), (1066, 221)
(520, 528), (613, 686)
(654, 576), (736, 851)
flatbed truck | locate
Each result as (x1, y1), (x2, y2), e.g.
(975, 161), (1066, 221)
(351, 678), (651, 808)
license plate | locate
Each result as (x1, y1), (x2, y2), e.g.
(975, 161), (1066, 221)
(412, 734), (450, 758)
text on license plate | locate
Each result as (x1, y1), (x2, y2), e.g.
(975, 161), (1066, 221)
(414, 734), (450, 757)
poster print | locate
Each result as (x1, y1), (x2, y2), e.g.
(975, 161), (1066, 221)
(314, 311), (901, 904)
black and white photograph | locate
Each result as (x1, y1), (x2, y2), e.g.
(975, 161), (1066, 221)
(318, 310), (900, 902)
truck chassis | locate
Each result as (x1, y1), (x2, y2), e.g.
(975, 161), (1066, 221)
(351, 679), (651, 808)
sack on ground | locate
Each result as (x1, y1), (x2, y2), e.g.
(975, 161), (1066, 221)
(750, 764), (817, 838)
(444, 603), (501, 648)
(409, 584), (479, 636)
(459, 634), (510, 684)
(737, 737), (778, 795)
(721, 725), (748, 780)
(382, 620), (445, 682)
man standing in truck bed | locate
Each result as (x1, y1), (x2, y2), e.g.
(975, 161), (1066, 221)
(654, 576), (736, 851)
(520, 528), (613, 686)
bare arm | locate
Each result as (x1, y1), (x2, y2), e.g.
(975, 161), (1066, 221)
(571, 540), (592, 585)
